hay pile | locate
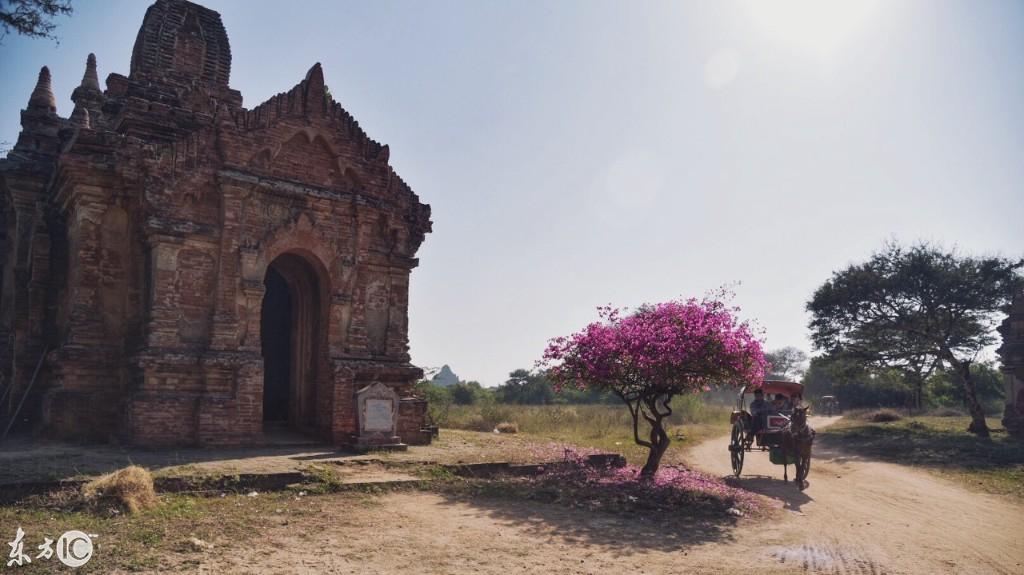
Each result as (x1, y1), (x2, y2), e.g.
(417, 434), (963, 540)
(82, 465), (159, 513)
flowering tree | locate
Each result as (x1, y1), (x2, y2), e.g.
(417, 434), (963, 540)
(541, 296), (767, 479)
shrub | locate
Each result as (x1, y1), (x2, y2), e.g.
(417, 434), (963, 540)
(860, 408), (903, 423)
(416, 380), (453, 426)
(82, 465), (158, 513)
(495, 422), (519, 434)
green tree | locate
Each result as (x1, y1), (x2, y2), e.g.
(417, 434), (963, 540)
(495, 369), (556, 405)
(414, 380), (452, 426)
(449, 380), (489, 405)
(495, 368), (617, 405)
(807, 241), (1022, 436)
(803, 355), (912, 409)
(764, 346), (809, 380)
(929, 362), (1004, 414)
(1, 0), (73, 43)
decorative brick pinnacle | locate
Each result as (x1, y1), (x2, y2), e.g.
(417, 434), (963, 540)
(28, 66), (57, 113)
(81, 53), (101, 91)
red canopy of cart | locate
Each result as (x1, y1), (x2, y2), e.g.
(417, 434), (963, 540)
(741, 379), (804, 396)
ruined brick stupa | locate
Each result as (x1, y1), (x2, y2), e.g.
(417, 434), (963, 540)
(0, 0), (433, 447)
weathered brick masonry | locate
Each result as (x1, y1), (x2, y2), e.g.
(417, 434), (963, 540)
(0, 0), (433, 447)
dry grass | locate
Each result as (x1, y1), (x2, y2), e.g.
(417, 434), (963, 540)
(83, 465), (159, 514)
(858, 408), (903, 423)
(441, 402), (733, 467)
(447, 399), (729, 437)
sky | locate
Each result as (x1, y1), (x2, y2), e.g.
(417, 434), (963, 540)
(1, 0), (1021, 386)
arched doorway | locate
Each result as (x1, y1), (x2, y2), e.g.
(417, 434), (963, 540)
(260, 252), (324, 432)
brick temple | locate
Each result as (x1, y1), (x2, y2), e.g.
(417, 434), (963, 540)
(0, 0), (433, 447)
(999, 291), (1024, 437)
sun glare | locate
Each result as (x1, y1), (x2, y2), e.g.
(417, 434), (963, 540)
(745, 0), (880, 54)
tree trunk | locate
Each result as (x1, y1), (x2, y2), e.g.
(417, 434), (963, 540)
(640, 418), (670, 479)
(951, 359), (990, 438)
(904, 372), (924, 415)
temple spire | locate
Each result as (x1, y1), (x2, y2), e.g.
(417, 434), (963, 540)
(72, 53), (105, 125)
(28, 66), (57, 113)
(81, 53), (101, 91)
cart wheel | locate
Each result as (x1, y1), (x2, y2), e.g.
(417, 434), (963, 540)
(795, 451), (811, 489)
(730, 422), (745, 477)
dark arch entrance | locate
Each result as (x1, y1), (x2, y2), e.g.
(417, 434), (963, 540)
(260, 252), (324, 432)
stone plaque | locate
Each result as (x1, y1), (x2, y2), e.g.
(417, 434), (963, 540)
(363, 398), (394, 432)
(355, 382), (402, 449)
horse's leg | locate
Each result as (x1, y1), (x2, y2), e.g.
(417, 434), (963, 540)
(783, 463), (788, 482)
(797, 440), (810, 489)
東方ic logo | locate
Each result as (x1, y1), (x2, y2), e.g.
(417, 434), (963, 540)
(7, 526), (95, 568)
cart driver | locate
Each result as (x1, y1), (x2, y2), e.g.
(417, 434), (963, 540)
(749, 388), (769, 436)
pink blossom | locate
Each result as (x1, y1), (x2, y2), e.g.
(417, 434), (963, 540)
(539, 294), (768, 395)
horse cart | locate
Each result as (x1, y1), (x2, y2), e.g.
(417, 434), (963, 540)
(728, 379), (814, 489)
(820, 395), (840, 416)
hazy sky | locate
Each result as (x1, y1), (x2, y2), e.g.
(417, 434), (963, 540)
(2, 0), (1021, 386)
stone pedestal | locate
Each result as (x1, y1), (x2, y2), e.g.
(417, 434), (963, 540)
(398, 397), (433, 445)
(354, 382), (406, 451)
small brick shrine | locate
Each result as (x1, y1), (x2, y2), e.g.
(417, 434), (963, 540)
(0, 0), (433, 447)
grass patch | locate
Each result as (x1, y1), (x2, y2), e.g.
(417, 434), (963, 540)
(927, 406), (966, 417)
(0, 489), (375, 573)
(301, 464), (346, 494)
(821, 416), (1024, 500)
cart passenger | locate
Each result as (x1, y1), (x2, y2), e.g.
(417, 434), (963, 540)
(773, 393), (793, 413)
(792, 393), (804, 409)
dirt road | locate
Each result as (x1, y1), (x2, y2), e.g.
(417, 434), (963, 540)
(161, 417), (1024, 574)
(685, 416), (1024, 574)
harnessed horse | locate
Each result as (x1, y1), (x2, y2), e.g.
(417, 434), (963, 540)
(780, 405), (815, 489)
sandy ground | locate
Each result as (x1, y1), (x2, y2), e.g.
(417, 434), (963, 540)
(686, 416), (1024, 575)
(149, 416), (1024, 574)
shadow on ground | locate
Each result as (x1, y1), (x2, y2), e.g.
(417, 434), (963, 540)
(816, 419), (1024, 471)
(724, 474), (814, 512)
(0, 434), (359, 485)
(430, 489), (741, 555)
